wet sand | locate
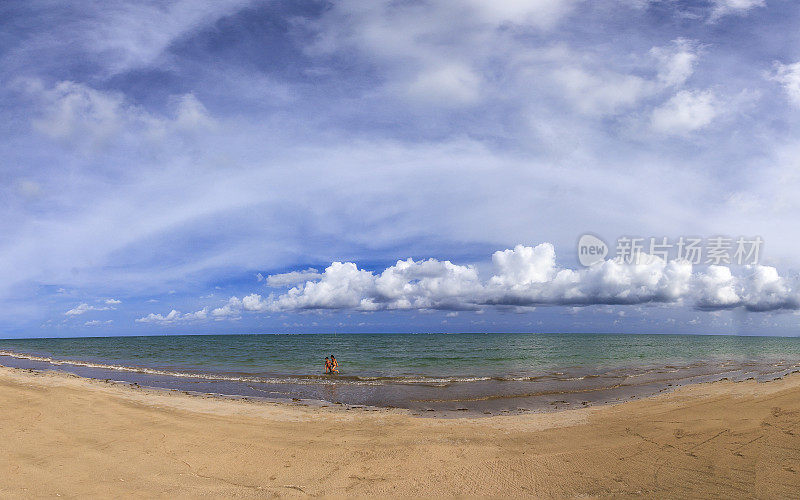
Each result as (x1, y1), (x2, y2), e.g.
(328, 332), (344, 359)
(1, 365), (799, 498)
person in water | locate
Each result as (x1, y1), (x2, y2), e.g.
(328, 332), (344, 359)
(330, 354), (339, 373)
(324, 356), (331, 373)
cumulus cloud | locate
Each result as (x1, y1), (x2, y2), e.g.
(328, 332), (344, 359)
(211, 297), (243, 318)
(489, 244), (556, 287)
(105, 298), (122, 305)
(372, 258), (483, 310)
(272, 262), (378, 311)
(695, 265), (799, 311)
(739, 265), (799, 312)
(65, 302), (114, 316)
(135, 308), (208, 324)
(141, 244), (800, 321)
(770, 62), (800, 107)
(695, 266), (740, 310)
(486, 252), (694, 307)
(651, 90), (718, 135)
(210, 294), (271, 318)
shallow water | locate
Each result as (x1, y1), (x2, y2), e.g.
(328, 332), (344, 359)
(1, 333), (799, 416)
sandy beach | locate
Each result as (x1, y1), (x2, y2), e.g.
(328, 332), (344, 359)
(0, 367), (797, 498)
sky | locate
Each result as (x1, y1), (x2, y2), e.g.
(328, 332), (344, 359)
(1, 0), (800, 338)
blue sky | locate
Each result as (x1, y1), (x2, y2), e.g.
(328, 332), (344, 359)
(2, 0), (800, 337)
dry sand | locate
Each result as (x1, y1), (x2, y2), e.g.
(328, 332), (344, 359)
(0, 366), (798, 498)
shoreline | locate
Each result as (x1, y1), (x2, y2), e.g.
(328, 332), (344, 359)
(2, 347), (799, 418)
(1, 364), (401, 418)
(3, 361), (800, 417)
(0, 365), (409, 420)
(2, 365), (799, 496)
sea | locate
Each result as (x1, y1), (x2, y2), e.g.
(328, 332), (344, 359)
(1, 333), (799, 416)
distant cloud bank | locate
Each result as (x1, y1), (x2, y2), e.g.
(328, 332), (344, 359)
(137, 244), (800, 324)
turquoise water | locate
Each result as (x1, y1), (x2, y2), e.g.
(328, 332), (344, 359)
(1, 333), (799, 415)
(1, 333), (799, 379)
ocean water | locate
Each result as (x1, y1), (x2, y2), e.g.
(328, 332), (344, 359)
(1, 333), (799, 416)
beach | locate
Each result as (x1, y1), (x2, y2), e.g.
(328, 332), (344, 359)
(1, 366), (798, 498)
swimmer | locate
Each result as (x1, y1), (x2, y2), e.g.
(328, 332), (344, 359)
(330, 354), (339, 373)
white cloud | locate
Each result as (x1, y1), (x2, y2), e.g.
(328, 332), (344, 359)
(271, 262), (377, 311)
(65, 298), (121, 316)
(65, 303), (92, 316)
(304, 0), (580, 108)
(135, 308), (208, 324)
(739, 265), (799, 312)
(373, 258), (482, 310)
(308, 0), (706, 118)
(465, 0), (579, 29)
(548, 38), (701, 117)
(770, 62), (800, 107)
(85, 319), (113, 326)
(143, 245), (800, 320)
(31, 81), (125, 146)
(552, 67), (653, 116)
(695, 265), (740, 309)
(710, 0), (765, 20)
(212, 297), (243, 318)
(211, 294), (271, 318)
(241, 293), (269, 312)
(651, 90), (718, 135)
(65, 302), (112, 316)
(489, 243), (556, 287)
(487, 252), (693, 307)
(265, 268), (322, 287)
(266, 258), (484, 312)
(694, 264), (799, 311)
(651, 39), (700, 87)
(65, 0), (254, 75)
(25, 79), (214, 149)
